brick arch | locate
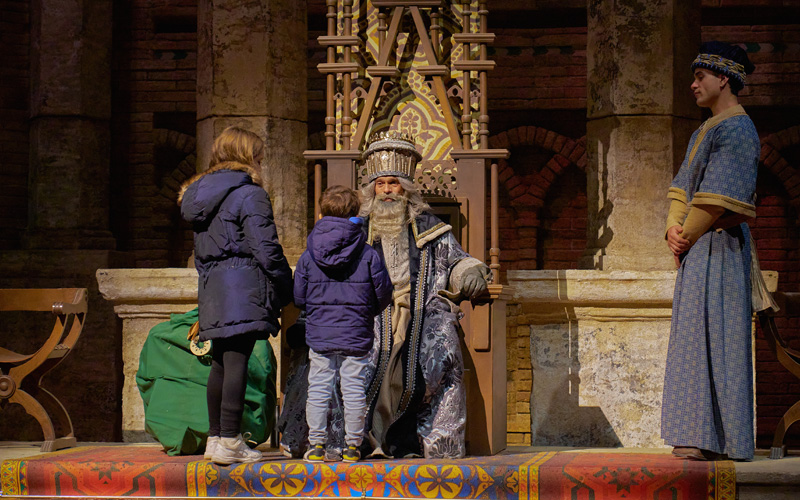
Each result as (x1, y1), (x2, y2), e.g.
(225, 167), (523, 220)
(152, 128), (197, 203)
(148, 129), (198, 267)
(761, 126), (800, 209)
(488, 126), (586, 209)
(487, 126), (588, 272)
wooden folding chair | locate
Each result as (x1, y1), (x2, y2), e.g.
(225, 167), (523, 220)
(757, 291), (800, 459)
(0, 288), (88, 451)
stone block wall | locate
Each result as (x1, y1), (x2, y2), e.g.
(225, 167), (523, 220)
(0, 0), (30, 250)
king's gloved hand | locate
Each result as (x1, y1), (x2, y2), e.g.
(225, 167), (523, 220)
(460, 265), (489, 299)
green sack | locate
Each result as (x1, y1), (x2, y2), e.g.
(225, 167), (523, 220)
(135, 308), (276, 456)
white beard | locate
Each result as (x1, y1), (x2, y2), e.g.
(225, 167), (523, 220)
(370, 194), (408, 243)
(369, 195), (411, 287)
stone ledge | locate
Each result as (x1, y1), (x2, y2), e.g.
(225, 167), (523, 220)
(508, 269), (778, 306)
(735, 453), (800, 486)
(96, 268), (198, 315)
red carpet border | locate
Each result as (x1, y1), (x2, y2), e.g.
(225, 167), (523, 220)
(1, 446), (736, 499)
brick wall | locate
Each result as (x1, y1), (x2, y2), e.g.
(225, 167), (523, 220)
(505, 302), (532, 445)
(704, 24), (800, 110)
(539, 167), (587, 270)
(490, 28), (586, 112)
(111, 0), (197, 268)
(0, 0), (30, 250)
(488, 127), (586, 280)
(755, 128), (800, 446)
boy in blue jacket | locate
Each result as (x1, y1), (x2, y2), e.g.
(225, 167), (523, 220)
(294, 185), (393, 462)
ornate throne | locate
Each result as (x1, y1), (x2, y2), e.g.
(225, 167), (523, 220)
(302, 0), (509, 455)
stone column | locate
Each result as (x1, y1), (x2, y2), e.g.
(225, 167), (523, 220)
(26, 0), (114, 250)
(197, 0), (308, 263)
(581, 0), (701, 270)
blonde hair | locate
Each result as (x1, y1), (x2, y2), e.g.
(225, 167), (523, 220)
(209, 126), (264, 168)
(177, 127), (264, 205)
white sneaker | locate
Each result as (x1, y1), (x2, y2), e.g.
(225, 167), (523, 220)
(203, 436), (219, 460)
(212, 434), (262, 465)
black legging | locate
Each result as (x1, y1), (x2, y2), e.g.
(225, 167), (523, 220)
(207, 336), (256, 438)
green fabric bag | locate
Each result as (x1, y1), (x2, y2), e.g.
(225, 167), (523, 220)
(136, 308), (277, 456)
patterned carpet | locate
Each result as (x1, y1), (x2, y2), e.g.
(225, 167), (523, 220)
(1, 446), (735, 499)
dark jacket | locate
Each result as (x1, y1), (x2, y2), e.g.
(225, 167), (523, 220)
(294, 216), (393, 356)
(179, 162), (293, 340)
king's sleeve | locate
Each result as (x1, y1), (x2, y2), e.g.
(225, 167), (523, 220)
(440, 232), (490, 296)
(691, 119), (759, 218)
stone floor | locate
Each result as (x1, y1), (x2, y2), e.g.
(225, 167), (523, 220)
(1, 442), (798, 499)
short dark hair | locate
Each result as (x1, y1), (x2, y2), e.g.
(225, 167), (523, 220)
(717, 70), (743, 95)
(320, 185), (360, 218)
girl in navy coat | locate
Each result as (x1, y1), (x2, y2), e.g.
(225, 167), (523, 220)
(294, 185), (392, 462)
(179, 126), (292, 465)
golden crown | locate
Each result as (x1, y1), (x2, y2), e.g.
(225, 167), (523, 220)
(362, 131), (422, 182)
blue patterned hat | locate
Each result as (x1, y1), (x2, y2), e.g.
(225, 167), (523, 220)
(691, 41), (755, 91)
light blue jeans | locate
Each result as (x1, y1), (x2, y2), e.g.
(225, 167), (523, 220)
(306, 349), (369, 447)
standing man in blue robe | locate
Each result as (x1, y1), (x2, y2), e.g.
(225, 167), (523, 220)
(662, 41), (759, 461)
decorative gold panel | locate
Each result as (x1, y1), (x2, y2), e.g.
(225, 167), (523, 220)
(334, 0), (481, 178)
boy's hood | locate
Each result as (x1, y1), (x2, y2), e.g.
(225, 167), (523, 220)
(307, 216), (366, 270)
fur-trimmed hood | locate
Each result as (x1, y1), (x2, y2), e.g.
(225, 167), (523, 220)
(178, 162), (263, 225)
(177, 161), (262, 206)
